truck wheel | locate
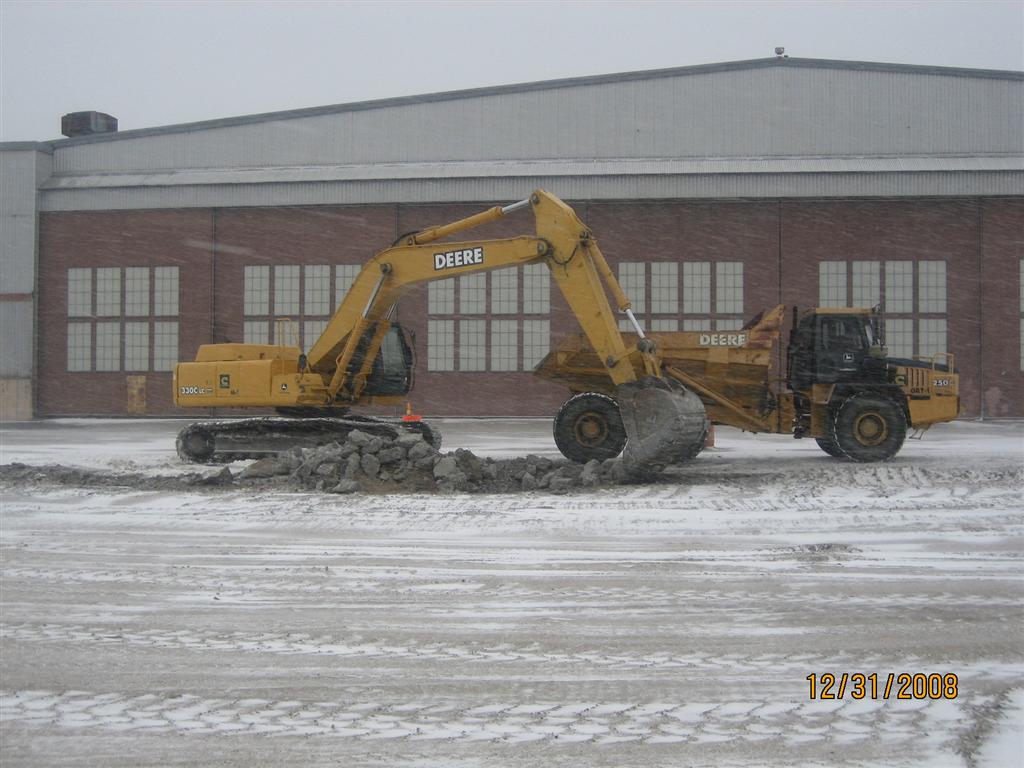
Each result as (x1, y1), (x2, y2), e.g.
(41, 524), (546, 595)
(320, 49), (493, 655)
(815, 436), (845, 458)
(553, 393), (626, 463)
(832, 394), (907, 462)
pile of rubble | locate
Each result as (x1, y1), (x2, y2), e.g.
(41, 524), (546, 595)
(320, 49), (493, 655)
(238, 428), (635, 494)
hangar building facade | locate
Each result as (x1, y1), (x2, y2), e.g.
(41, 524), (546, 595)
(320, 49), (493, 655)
(1, 56), (1022, 420)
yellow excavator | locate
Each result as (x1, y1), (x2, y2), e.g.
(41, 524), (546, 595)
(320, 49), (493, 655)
(173, 190), (708, 474)
(174, 189), (960, 469)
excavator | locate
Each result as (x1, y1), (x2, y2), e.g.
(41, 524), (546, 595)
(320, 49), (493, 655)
(173, 190), (708, 474)
(174, 189), (960, 470)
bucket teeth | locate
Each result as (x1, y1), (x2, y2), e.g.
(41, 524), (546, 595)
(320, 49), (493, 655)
(616, 377), (708, 477)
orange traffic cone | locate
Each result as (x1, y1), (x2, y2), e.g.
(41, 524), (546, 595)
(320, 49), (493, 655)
(402, 402), (422, 422)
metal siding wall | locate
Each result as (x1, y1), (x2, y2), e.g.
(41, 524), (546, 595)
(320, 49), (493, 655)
(49, 67), (1023, 177)
(0, 302), (34, 376)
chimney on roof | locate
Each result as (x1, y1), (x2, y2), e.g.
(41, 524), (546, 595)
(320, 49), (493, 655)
(61, 111), (118, 138)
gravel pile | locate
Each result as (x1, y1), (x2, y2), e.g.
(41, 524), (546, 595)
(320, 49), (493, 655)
(238, 428), (636, 494)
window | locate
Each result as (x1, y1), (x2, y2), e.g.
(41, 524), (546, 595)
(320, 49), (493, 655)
(522, 319), (549, 369)
(335, 265), (361, 308)
(124, 267), (150, 316)
(427, 320), (454, 371)
(918, 261), (947, 313)
(490, 320), (517, 371)
(650, 318), (679, 331)
(274, 265), (299, 316)
(715, 261), (743, 315)
(886, 318), (914, 359)
(885, 261), (913, 313)
(819, 262), (847, 308)
(715, 318), (744, 331)
(303, 319), (328, 350)
(918, 319), (947, 359)
(154, 267), (179, 316)
(683, 262), (710, 314)
(852, 261), (880, 307)
(304, 265), (330, 316)
(95, 268), (121, 316)
(67, 268), (92, 317)
(124, 322), (149, 372)
(244, 321), (270, 345)
(428, 279), (456, 315)
(459, 319), (486, 371)
(95, 322), (121, 371)
(618, 262), (645, 313)
(244, 266), (270, 316)
(523, 264), (549, 314)
(67, 322), (91, 372)
(651, 262), (678, 314)
(153, 322), (179, 372)
(491, 268), (518, 314)
(459, 274), (486, 314)
(683, 318), (711, 332)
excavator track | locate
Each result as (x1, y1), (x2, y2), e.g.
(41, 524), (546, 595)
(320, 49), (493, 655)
(176, 417), (442, 464)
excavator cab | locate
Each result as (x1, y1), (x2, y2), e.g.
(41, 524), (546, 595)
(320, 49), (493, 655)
(362, 324), (415, 397)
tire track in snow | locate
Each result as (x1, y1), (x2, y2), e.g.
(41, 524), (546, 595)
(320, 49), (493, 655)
(0, 687), (980, 751)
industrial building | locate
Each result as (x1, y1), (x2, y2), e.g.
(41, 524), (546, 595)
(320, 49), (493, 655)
(1, 56), (1022, 421)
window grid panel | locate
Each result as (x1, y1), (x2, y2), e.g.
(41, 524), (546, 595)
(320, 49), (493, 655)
(490, 319), (518, 371)
(852, 261), (881, 308)
(886, 318), (914, 359)
(67, 322), (91, 371)
(522, 319), (550, 370)
(683, 262), (711, 314)
(243, 266), (270, 316)
(618, 319), (635, 333)
(618, 262), (645, 313)
(427, 320), (455, 371)
(491, 268), (518, 314)
(650, 262), (678, 314)
(95, 321), (121, 372)
(918, 261), (947, 314)
(273, 320), (300, 348)
(67, 268), (92, 317)
(243, 321), (270, 345)
(819, 262), (847, 308)
(302, 319), (328, 350)
(153, 321), (179, 372)
(304, 265), (331, 316)
(428, 279), (456, 315)
(335, 265), (361, 309)
(885, 261), (913, 313)
(459, 274), (486, 315)
(274, 265), (299, 316)
(124, 267), (150, 316)
(918, 319), (948, 359)
(95, 267), (122, 317)
(715, 318), (744, 331)
(154, 266), (179, 316)
(522, 264), (550, 314)
(124, 322), (150, 372)
(683, 318), (711, 332)
(715, 262), (744, 315)
(650, 318), (679, 331)
(459, 319), (486, 371)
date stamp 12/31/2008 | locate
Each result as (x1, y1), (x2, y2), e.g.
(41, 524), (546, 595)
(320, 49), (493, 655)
(806, 673), (958, 701)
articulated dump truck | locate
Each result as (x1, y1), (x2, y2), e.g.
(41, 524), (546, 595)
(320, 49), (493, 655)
(536, 304), (960, 463)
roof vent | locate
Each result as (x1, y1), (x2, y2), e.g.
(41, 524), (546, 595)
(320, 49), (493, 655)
(61, 111), (118, 138)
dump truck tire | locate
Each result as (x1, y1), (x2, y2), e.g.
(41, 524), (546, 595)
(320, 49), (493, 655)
(553, 392), (627, 463)
(815, 436), (845, 458)
(832, 394), (907, 462)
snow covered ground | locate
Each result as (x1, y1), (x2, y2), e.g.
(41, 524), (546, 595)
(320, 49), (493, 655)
(1, 418), (1022, 767)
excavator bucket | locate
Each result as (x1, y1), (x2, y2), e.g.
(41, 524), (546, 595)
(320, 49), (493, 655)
(616, 377), (708, 476)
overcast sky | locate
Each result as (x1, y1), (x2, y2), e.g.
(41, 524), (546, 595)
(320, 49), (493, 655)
(1, 0), (1021, 142)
